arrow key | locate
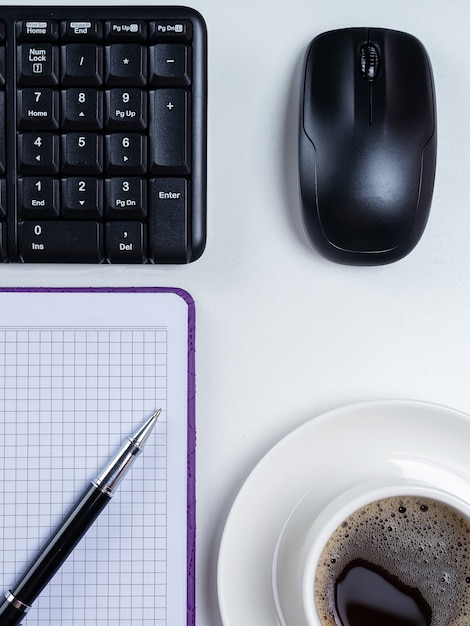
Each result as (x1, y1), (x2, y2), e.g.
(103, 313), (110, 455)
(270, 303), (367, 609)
(62, 177), (103, 218)
(62, 88), (103, 130)
(18, 132), (59, 174)
(105, 133), (147, 174)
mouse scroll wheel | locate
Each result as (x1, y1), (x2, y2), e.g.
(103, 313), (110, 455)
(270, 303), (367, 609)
(359, 43), (380, 81)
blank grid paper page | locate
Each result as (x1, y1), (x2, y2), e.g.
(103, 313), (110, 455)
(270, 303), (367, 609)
(0, 289), (192, 626)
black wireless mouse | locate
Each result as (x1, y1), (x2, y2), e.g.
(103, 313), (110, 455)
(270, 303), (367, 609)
(299, 28), (437, 265)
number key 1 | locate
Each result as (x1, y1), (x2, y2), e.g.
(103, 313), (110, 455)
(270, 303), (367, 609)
(18, 177), (59, 218)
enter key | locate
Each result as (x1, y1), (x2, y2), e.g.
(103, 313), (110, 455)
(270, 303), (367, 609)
(149, 177), (188, 263)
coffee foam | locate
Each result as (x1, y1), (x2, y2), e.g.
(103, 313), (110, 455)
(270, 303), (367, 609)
(314, 495), (470, 626)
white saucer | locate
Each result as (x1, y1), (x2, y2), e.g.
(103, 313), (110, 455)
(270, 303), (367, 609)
(217, 400), (470, 626)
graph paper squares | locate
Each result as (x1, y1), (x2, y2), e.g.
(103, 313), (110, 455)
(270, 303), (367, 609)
(0, 327), (169, 626)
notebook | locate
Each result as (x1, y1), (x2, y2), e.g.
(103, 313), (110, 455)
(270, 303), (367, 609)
(0, 287), (195, 626)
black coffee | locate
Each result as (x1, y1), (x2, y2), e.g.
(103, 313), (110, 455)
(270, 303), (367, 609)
(335, 559), (431, 626)
(314, 496), (470, 626)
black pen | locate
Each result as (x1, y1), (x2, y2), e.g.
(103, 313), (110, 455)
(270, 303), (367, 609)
(0, 410), (161, 626)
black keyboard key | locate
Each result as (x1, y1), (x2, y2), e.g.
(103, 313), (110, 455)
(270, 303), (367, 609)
(19, 220), (103, 262)
(62, 88), (103, 130)
(0, 46), (5, 86)
(18, 88), (59, 130)
(150, 20), (192, 42)
(149, 89), (190, 174)
(150, 44), (191, 86)
(0, 178), (4, 255)
(105, 44), (146, 86)
(0, 179), (6, 217)
(105, 177), (146, 218)
(62, 132), (103, 174)
(17, 43), (59, 86)
(61, 44), (103, 85)
(148, 177), (188, 262)
(0, 221), (6, 261)
(18, 133), (59, 174)
(62, 177), (103, 218)
(105, 221), (146, 263)
(105, 88), (147, 129)
(61, 21), (103, 42)
(18, 177), (59, 218)
(17, 21), (59, 42)
(0, 91), (5, 174)
(105, 133), (147, 174)
(105, 21), (147, 41)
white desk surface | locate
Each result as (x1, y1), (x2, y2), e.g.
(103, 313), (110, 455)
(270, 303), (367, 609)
(3, 0), (470, 623)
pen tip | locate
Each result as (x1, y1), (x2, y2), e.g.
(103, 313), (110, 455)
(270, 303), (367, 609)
(131, 410), (161, 448)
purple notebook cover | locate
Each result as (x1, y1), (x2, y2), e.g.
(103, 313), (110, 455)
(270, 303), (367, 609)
(0, 286), (196, 625)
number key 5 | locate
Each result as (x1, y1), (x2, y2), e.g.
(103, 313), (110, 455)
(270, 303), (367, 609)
(61, 132), (103, 174)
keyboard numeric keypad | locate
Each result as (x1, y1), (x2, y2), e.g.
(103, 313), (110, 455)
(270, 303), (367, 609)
(1, 8), (206, 264)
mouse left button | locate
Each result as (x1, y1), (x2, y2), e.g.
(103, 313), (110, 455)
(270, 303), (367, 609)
(302, 28), (367, 142)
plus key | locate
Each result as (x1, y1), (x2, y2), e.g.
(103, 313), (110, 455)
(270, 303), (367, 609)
(149, 88), (190, 174)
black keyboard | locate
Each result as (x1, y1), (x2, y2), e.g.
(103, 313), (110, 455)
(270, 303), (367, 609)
(0, 6), (207, 263)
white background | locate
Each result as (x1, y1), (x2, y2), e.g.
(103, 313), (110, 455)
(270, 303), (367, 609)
(3, 1), (470, 624)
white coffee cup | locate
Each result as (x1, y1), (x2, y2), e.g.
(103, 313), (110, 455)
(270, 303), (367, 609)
(273, 476), (470, 626)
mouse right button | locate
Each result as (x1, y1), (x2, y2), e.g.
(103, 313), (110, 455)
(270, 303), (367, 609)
(369, 28), (435, 142)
